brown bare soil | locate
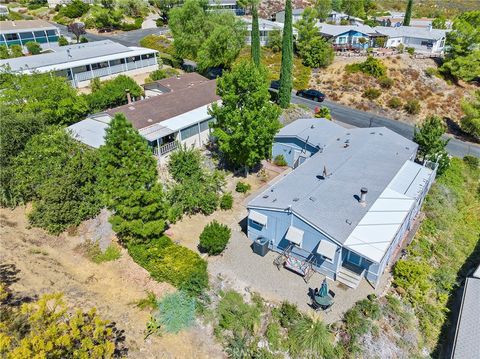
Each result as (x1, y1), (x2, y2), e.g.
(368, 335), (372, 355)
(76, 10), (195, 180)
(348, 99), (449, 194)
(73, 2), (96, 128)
(0, 206), (224, 359)
(310, 54), (476, 126)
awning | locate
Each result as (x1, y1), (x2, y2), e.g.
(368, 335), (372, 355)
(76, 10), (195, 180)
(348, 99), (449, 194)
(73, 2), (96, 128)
(316, 240), (337, 261)
(285, 226), (304, 246)
(249, 210), (268, 226)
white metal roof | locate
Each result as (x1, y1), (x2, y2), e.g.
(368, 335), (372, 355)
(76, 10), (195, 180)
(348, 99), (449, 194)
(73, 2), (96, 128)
(316, 240), (337, 261)
(67, 118), (110, 149)
(249, 210), (268, 226)
(285, 226), (304, 246)
(159, 104), (213, 132)
(0, 40), (157, 73)
(343, 160), (433, 263)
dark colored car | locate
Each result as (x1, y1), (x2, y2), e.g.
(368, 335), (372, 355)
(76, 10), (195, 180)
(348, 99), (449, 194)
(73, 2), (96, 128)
(296, 89), (326, 102)
(270, 80), (280, 90)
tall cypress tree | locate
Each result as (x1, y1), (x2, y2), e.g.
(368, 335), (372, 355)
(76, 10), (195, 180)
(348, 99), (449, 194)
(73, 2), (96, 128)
(251, 1), (261, 66)
(403, 0), (413, 26)
(97, 113), (169, 243)
(278, 0), (293, 109)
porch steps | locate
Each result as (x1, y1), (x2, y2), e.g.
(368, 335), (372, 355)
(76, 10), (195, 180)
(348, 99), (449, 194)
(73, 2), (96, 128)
(337, 266), (362, 289)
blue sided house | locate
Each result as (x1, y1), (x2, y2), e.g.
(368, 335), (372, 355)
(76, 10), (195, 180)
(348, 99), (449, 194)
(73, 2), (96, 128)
(317, 23), (380, 50)
(248, 119), (436, 289)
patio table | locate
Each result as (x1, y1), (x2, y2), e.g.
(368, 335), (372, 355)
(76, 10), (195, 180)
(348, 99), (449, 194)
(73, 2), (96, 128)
(314, 294), (333, 309)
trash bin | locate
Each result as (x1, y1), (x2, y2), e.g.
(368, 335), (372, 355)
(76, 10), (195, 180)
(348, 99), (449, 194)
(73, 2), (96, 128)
(253, 236), (269, 257)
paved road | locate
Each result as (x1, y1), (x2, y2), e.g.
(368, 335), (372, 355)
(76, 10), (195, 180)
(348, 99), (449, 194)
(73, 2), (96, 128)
(291, 94), (480, 158)
(54, 23), (167, 46)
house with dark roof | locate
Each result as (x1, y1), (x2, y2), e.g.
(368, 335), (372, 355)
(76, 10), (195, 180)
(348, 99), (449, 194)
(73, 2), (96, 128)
(450, 265), (480, 359)
(247, 119), (436, 289)
(68, 73), (220, 162)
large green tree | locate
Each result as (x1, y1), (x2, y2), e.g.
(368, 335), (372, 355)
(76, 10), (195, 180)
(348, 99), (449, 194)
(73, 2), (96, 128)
(460, 90), (480, 140)
(441, 10), (480, 82)
(403, 0), (413, 26)
(97, 114), (169, 243)
(209, 60), (281, 172)
(413, 115), (450, 174)
(316, 0), (332, 21)
(0, 73), (88, 125)
(342, 0), (365, 18)
(251, 0), (261, 66)
(278, 0), (294, 109)
(169, 0), (246, 70)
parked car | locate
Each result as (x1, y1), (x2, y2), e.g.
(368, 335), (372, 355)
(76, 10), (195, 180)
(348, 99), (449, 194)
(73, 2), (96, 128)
(296, 89), (326, 102)
(270, 80), (280, 90)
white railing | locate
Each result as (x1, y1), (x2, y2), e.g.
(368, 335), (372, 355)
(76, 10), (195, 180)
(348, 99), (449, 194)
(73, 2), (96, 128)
(153, 142), (178, 157)
(109, 64), (125, 74)
(92, 67), (110, 78)
(75, 71), (93, 82)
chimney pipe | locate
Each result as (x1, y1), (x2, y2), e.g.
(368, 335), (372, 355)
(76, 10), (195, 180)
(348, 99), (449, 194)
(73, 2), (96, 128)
(125, 89), (132, 104)
(359, 187), (368, 205)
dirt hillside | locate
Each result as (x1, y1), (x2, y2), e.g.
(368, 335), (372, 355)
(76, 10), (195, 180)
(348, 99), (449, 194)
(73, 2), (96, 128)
(0, 206), (224, 359)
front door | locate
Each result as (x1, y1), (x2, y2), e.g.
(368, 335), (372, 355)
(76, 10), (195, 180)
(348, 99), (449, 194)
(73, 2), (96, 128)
(347, 251), (362, 266)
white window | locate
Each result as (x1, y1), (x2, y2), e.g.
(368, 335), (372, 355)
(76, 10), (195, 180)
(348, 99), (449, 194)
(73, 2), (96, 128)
(180, 124), (199, 140)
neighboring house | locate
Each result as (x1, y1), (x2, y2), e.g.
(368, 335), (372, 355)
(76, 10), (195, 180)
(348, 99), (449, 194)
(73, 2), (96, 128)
(317, 23), (378, 50)
(275, 8), (304, 24)
(376, 14), (452, 29)
(0, 20), (60, 49)
(207, 0), (245, 16)
(450, 265), (480, 359)
(0, 40), (158, 88)
(247, 119), (436, 289)
(242, 18), (285, 46)
(0, 5), (9, 17)
(68, 73), (220, 163)
(375, 25), (448, 53)
(275, 9), (363, 25)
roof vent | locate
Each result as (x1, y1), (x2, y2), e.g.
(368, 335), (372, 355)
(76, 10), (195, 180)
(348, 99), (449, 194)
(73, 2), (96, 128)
(370, 131), (375, 134)
(270, 187), (275, 192)
(359, 187), (368, 206)
(310, 124), (315, 129)
(379, 133), (383, 136)
(262, 195), (269, 199)
(346, 219), (352, 225)
(293, 197), (300, 202)
(336, 138), (340, 141)
(309, 196), (317, 202)
(346, 132), (351, 135)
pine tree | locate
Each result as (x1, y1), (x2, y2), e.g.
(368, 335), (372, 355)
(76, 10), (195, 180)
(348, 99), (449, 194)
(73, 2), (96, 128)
(97, 113), (169, 242)
(278, 0), (294, 109)
(251, 0), (261, 66)
(403, 0), (413, 26)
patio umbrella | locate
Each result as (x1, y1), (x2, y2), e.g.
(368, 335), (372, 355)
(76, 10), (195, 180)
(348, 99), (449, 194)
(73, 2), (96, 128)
(319, 278), (328, 297)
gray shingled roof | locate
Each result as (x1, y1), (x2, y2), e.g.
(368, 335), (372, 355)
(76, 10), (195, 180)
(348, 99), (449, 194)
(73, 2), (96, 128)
(248, 120), (417, 244)
(451, 273), (480, 359)
(375, 25), (448, 40)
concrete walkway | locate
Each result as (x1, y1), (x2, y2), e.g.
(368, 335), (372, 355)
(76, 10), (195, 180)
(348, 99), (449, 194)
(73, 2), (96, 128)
(208, 226), (391, 324)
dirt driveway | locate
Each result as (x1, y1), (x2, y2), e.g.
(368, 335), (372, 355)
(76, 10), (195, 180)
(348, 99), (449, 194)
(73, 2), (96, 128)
(0, 207), (223, 359)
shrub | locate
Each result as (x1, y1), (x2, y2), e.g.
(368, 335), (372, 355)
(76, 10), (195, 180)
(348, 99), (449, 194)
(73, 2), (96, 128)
(235, 181), (251, 193)
(406, 47), (415, 55)
(58, 36), (68, 46)
(314, 106), (331, 120)
(463, 155), (479, 169)
(388, 97), (402, 109)
(220, 192), (233, 210)
(273, 154), (288, 166)
(199, 220), (231, 255)
(288, 316), (335, 358)
(120, 17), (143, 31)
(265, 322), (281, 351)
(345, 56), (386, 78)
(146, 68), (167, 82)
(25, 41), (41, 55)
(59, 0), (90, 18)
(154, 291), (196, 333)
(80, 36), (88, 43)
(9, 44), (23, 57)
(425, 67), (438, 78)
(378, 76), (394, 89)
(217, 290), (261, 336)
(278, 301), (300, 329)
(363, 87), (381, 100)
(404, 99), (421, 115)
(79, 240), (121, 263)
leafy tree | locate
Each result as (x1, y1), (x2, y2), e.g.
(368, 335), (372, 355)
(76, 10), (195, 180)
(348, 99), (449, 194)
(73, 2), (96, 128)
(431, 15), (447, 29)
(169, 0), (246, 70)
(441, 10), (480, 82)
(278, 0), (294, 108)
(298, 36), (334, 68)
(295, 7), (319, 47)
(209, 60), (281, 172)
(0, 45), (9, 59)
(117, 0), (148, 17)
(98, 113), (169, 242)
(59, 0), (90, 18)
(89, 6), (123, 31)
(413, 115), (450, 174)
(266, 29), (282, 52)
(168, 145), (203, 182)
(67, 22), (86, 43)
(199, 220), (231, 255)
(0, 72), (88, 125)
(25, 41), (41, 55)
(316, 0), (332, 21)
(342, 0), (365, 18)
(460, 90), (480, 140)
(151, 0), (183, 23)
(403, 0), (413, 26)
(251, 0), (260, 66)
(9, 127), (101, 233)
(331, 0), (342, 12)
(86, 75), (143, 112)
(1, 292), (120, 358)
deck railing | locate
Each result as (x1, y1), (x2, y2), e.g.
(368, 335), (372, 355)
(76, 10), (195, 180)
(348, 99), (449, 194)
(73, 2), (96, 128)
(153, 141), (178, 157)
